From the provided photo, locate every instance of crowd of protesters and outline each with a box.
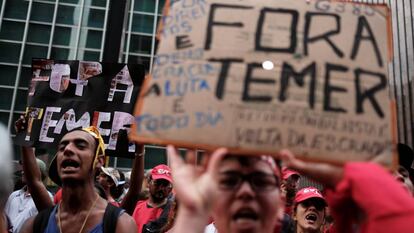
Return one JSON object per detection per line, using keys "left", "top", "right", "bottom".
{"left": 0, "top": 113, "right": 412, "bottom": 233}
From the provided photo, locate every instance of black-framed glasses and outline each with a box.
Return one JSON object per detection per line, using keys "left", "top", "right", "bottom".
{"left": 218, "top": 171, "right": 279, "bottom": 192}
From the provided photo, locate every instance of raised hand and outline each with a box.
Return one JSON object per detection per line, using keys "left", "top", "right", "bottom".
{"left": 278, "top": 149, "right": 343, "bottom": 189}
{"left": 167, "top": 145, "right": 227, "bottom": 214}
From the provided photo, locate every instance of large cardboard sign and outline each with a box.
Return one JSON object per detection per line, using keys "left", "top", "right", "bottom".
{"left": 131, "top": 0, "right": 396, "bottom": 165}
{"left": 15, "top": 59, "right": 145, "bottom": 157}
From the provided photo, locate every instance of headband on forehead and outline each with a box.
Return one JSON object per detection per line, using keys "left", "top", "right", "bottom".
{"left": 48, "top": 126, "right": 106, "bottom": 186}
{"left": 81, "top": 126, "right": 106, "bottom": 168}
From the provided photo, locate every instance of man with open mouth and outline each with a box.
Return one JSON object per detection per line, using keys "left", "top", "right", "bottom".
{"left": 19, "top": 127, "right": 137, "bottom": 233}
{"left": 292, "top": 187, "right": 326, "bottom": 233}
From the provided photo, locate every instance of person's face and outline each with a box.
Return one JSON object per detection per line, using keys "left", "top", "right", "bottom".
{"left": 97, "top": 172, "right": 113, "bottom": 189}
{"left": 286, "top": 175, "right": 300, "bottom": 192}
{"left": 148, "top": 178, "right": 172, "bottom": 203}
{"left": 282, "top": 175, "right": 300, "bottom": 199}
{"left": 294, "top": 198, "right": 326, "bottom": 233}
{"left": 57, "top": 130, "right": 97, "bottom": 184}
{"left": 213, "top": 157, "right": 282, "bottom": 233}
{"left": 394, "top": 166, "right": 414, "bottom": 195}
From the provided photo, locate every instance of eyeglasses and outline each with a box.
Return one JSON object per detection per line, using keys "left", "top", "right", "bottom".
{"left": 218, "top": 171, "right": 279, "bottom": 192}
{"left": 299, "top": 199, "right": 326, "bottom": 211}
{"left": 151, "top": 179, "right": 172, "bottom": 188}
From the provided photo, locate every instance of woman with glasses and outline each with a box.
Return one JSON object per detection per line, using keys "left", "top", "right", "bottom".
{"left": 167, "top": 146, "right": 414, "bottom": 233}
{"left": 167, "top": 146, "right": 284, "bottom": 233}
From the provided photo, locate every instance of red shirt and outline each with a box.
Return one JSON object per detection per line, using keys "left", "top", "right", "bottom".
{"left": 53, "top": 188, "right": 62, "bottom": 204}
{"left": 326, "top": 162, "right": 414, "bottom": 233}
{"left": 132, "top": 200, "right": 164, "bottom": 233}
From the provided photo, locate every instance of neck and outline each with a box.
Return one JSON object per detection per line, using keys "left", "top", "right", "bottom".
{"left": 61, "top": 181, "right": 97, "bottom": 213}
{"left": 296, "top": 227, "right": 320, "bottom": 233}
{"left": 148, "top": 197, "right": 167, "bottom": 208}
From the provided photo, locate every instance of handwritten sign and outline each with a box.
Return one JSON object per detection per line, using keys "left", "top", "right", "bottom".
{"left": 15, "top": 59, "right": 145, "bottom": 157}
{"left": 131, "top": 0, "right": 397, "bottom": 165}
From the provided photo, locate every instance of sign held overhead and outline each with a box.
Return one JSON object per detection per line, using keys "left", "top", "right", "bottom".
{"left": 131, "top": 0, "right": 396, "bottom": 165}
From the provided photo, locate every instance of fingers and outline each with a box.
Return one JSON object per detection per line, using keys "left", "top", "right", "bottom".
{"left": 186, "top": 150, "right": 196, "bottom": 165}
{"left": 167, "top": 145, "right": 198, "bottom": 210}
{"left": 200, "top": 152, "right": 209, "bottom": 169}
{"left": 167, "top": 145, "right": 184, "bottom": 169}
{"left": 278, "top": 149, "right": 305, "bottom": 171}
{"left": 207, "top": 148, "right": 228, "bottom": 175}
{"left": 15, "top": 115, "right": 27, "bottom": 133}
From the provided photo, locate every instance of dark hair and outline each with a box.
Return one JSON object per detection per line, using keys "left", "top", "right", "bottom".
{"left": 142, "top": 196, "right": 175, "bottom": 233}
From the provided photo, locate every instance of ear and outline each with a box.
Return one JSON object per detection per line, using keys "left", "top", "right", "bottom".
{"left": 96, "top": 154, "right": 105, "bottom": 167}
{"left": 280, "top": 183, "right": 287, "bottom": 195}
{"left": 292, "top": 205, "right": 298, "bottom": 221}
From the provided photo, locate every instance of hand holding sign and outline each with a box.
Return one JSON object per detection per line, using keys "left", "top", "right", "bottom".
{"left": 131, "top": 0, "right": 396, "bottom": 166}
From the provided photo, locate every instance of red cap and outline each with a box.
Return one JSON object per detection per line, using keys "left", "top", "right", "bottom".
{"left": 294, "top": 187, "right": 326, "bottom": 204}
{"left": 282, "top": 167, "right": 300, "bottom": 180}
{"left": 151, "top": 164, "right": 172, "bottom": 183}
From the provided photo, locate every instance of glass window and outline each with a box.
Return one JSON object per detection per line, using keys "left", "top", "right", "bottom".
{"left": 27, "top": 23, "right": 51, "bottom": 44}
{"left": 82, "top": 50, "right": 100, "bottom": 61}
{"left": 131, "top": 14, "right": 154, "bottom": 34}
{"left": 23, "top": 45, "right": 48, "bottom": 65}
{"left": 51, "top": 47, "right": 71, "bottom": 60}
{"left": 16, "top": 89, "right": 28, "bottom": 112}
{"left": 158, "top": 0, "right": 166, "bottom": 14}
{"left": 91, "top": 0, "right": 107, "bottom": 7}
{"left": 127, "top": 55, "right": 150, "bottom": 71}
{"left": 56, "top": 5, "right": 80, "bottom": 26}
{"left": 19, "top": 67, "right": 32, "bottom": 89}
{"left": 0, "top": 21, "right": 25, "bottom": 41}
{"left": 0, "top": 88, "right": 13, "bottom": 109}
{"left": 10, "top": 113, "right": 24, "bottom": 136}
{"left": 60, "top": 0, "right": 80, "bottom": 4}
{"left": 82, "top": 29, "right": 103, "bottom": 49}
{"left": 134, "top": 0, "right": 157, "bottom": 13}
{"left": 53, "top": 26, "right": 77, "bottom": 46}
{"left": 108, "top": 146, "right": 168, "bottom": 169}
{"left": 4, "top": 1, "right": 28, "bottom": 20}
{"left": 128, "top": 34, "right": 152, "bottom": 54}
{"left": 0, "top": 112, "right": 10, "bottom": 127}
{"left": 0, "top": 65, "right": 17, "bottom": 86}
{"left": 84, "top": 8, "right": 105, "bottom": 28}
{"left": 0, "top": 42, "right": 21, "bottom": 63}
{"left": 144, "top": 146, "right": 167, "bottom": 169}
{"left": 31, "top": 2, "right": 54, "bottom": 23}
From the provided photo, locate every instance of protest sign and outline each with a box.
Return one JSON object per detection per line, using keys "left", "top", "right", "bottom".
{"left": 131, "top": 0, "right": 397, "bottom": 165}
{"left": 15, "top": 59, "right": 145, "bottom": 157}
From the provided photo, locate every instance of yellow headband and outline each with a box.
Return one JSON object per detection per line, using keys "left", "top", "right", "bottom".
{"left": 81, "top": 126, "right": 106, "bottom": 169}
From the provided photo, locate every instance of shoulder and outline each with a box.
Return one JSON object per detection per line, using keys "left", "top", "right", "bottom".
{"left": 115, "top": 212, "right": 137, "bottom": 233}
{"left": 18, "top": 216, "right": 35, "bottom": 233}
{"left": 133, "top": 200, "right": 147, "bottom": 213}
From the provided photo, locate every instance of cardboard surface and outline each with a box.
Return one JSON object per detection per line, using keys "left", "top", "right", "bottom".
{"left": 131, "top": 0, "right": 396, "bottom": 165}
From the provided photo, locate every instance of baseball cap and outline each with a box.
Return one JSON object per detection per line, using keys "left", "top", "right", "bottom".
{"left": 282, "top": 167, "right": 300, "bottom": 180}
{"left": 100, "top": 167, "right": 121, "bottom": 186}
{"left": 151, "top": 164, "right": 172, "bottom": 183}
{"left": 294, "top": 187, "right": 326, "bottom": 205}
{"left": 49, "top": 126, "right": 106, "bottom": 186}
